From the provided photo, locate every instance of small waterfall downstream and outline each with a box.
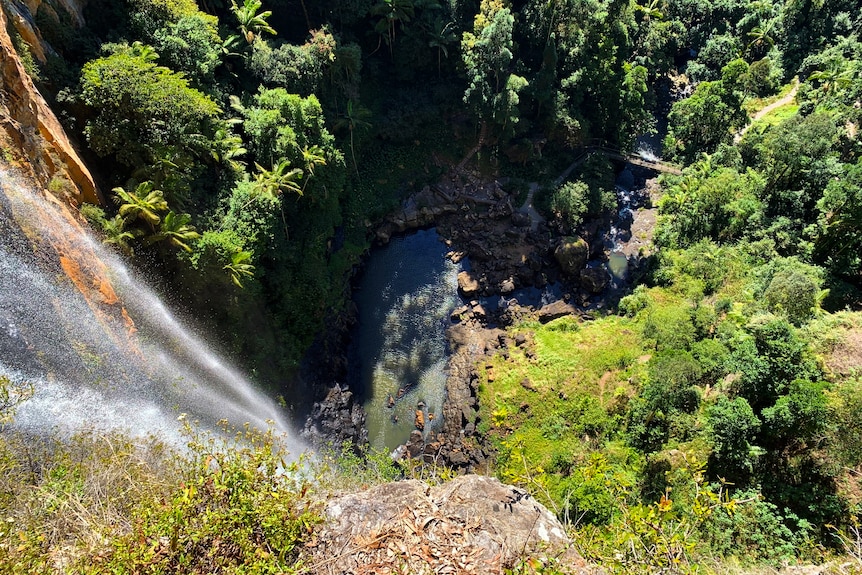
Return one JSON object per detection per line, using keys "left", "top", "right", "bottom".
{"left": 0, "top": 169, "right": 302, "bottom": 452}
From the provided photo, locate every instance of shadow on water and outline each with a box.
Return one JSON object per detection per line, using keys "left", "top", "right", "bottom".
{"left": 348, "top": 229, "right": 463, "bottom": 450}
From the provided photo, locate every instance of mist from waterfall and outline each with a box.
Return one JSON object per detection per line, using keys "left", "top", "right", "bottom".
{"left": 0, "top": 169, "right": 303, "bottom": 454}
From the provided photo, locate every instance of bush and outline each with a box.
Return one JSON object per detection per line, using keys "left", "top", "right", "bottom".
{"left": 94, "top": 423, "right": 317, "bottom": 574}
{"left": 763, "top": 269, "right": 819, "bottom": 325}
{"left": 700, "top": 489, "right": 814, "bottom": 565}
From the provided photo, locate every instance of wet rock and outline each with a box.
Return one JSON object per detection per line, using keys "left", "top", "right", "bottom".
{"left": 471, "top": 304, "right": 487, "bottom": 321}
{"left": 450, "top": 305, "right": 470, "bottom": 322}
{"left": 406, "top": 430, "right": 424, "bottom": 458}
{"left": 554, "top": 236, "right": 588, "bottom": 277}
{"left": 457, "top": 270, "right": 481, "bottom": 297}
{"left": 500, "top": 277, "right": 515, "bottom": 294}
{"left": 580, "top": 267, "right": 610, "bottom": 294}
{"left": 512, "top": 211, "right": 531, "bottom": 228}
{"left": 303, "top": 385, "right": 368, "bottom": 447}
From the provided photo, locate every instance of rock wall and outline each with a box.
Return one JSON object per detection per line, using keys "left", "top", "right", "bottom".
{"left": 0, "top": 1, "right": 100, "bottom": 207}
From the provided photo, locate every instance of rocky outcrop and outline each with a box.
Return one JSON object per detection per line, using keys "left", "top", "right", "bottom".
{"left": 554, "top": 236, "right": 589, "bottom": 278}
{"left": 0, "top": 3, "right": 101, "bottom": 207}
{"left": 306, "top": 475, "right": 591, "bottom": 574}
{"left": 580, "top": 267, "right": 610, "bottom": 294}
{"left": 303, "top": 385, "right": 368, "bottom": 448}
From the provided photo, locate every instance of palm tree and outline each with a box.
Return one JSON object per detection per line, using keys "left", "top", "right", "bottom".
{"left": 428, "top": 18, "right": 456, "bottom": 78}
{"left": 144, "top": 211, "right": 201, "bottom": 252}
{"left": 808, "top": 60, "right": 855, "bottom": 99}
{"left": 370, "top": 0, "right": 415, "bottom": 58}
{"left": 224, "top": 250, "right": 256, "bottom": 288}
{"left": 251, "top": 160, "right": 303, "bottom": 199}
{"left": 635, "top": 0, "right": 664, "bottom": 22}
{"left": 211, "top": 127, "right": 247, "bottom": 172}
{"left": 112, "top": 182, "right": 169, "bottom": 232}
{"left": 746, "top": 23, "right": 775, "bottom": 60}
{"left": 300, "top": 145, "right": 327, "bottom": 194}
{"left": 231, "top": 0, "right": 276, "bottom": 44}
{"left": 250, "top": 160, "right": 304, "bottom": 238}
{"left": 102, "top": 214, "right": 140, "bottom": 256}
{"left": 334, "top": 100, "right": 372, "bottom": 176}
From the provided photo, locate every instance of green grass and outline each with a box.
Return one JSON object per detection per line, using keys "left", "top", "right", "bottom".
{"left": 743, "top": 78, "right": 799, "bottom": 115}
{"left": 478, "top": 314, "right": 649, "bottom": 496}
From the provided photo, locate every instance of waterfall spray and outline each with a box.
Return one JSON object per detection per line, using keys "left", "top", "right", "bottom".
{"left": 0, "top": 169, "right": 304, "bottom": 454}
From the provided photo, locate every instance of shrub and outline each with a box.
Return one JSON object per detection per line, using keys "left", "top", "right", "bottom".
{"left": 94, "top": 423, "right": 317, "bottom": 574}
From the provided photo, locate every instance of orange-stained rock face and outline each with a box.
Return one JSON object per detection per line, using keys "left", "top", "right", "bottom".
{"left": 0, "top": 177, "right": 137, "bottom": 342}
{"left": 0, "top": 3, "right": 129, "bottom": 343}
{"left": 0, "top": 4, "right": 101, "bottom": 207}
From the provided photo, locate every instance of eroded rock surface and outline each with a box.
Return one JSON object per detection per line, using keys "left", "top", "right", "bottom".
{"left": 306, "top": 475, "right": 592, "bottom": 574}
{"left": 0, "top": 3, "right": 100, "bottom": 206}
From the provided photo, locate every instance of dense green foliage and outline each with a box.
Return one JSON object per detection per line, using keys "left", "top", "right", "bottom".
{"left": 7, "top": 0, "right": 862, "bottom": 571}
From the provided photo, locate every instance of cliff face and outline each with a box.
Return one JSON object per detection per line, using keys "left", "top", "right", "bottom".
{"left": 0, "top": 1, "right": 132, "bottom": 334}
{"left": 0, "top": 0, "right": 100, "bottom": 207}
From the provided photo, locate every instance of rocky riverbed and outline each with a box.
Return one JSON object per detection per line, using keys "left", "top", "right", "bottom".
{"left": 303, "top": 162, "right": 659, "bottom": 469}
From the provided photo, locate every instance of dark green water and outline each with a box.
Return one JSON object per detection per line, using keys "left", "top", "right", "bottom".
{"left": 350, "top": 229, "right": 462, "bottom": 450}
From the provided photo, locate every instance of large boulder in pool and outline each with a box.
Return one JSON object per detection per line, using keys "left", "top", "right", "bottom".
{"left": 457, "top": 271, "right": 481, "bottom": 297}
{"left": 554, "top": 236, "right": 588, "bottom": 277}
{"left": 580, "top": 267, "right": 610, "bottom": 294}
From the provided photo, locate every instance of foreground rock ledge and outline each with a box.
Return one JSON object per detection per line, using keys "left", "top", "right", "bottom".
{"left": 304, "top": 475, "right": 593, "bottom": 574}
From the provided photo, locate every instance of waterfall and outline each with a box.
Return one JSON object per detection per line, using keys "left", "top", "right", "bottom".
{"left": 0, "top": 169, "right": 303, "bottom": 454}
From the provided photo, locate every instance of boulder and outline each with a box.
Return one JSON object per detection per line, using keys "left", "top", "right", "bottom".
{"left": 554, "top": 237, "right": 589, "bottom": 277}
{"left": 512, "top": 211, "right": 531, "bottom": 228}
{"left": 309, "top": 475, "right": 589, "bottom": 574}
{"left": 580, "top": 267, "right": 610, "bottom": 294}
{"left": 536, "top": 300, "right": 579, "bottom": 323}
{"left": 457, "top": 271, "right": 481, "bottom": 297}
{"left": 500, "top": 277, "right": 516, "bottom": 294}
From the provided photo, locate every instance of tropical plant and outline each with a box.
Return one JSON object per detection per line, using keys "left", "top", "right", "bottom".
{"left": 144, "top": 211, "right": 201, "bottom": 252}
{"left": 427, "top": 18, "right": 456, "bottom": 78}
{"left": 102, "top": 214, "right": 140, "bottom": 256}
{"left": 251, "top": 160, "right": 303, "bottom": 200}
{"left": 224, "top": 249, "right": 256, "bottom": 287}
{"left": 370, "top": 0, "right": 415, "bottom": 58}
{"left": 230, "top": 0, "right": 276, "bottom": 44}
{"left": 334, "top": 100, "right": 372, "bottom": 175}
{"left": 300, "top": 145, "right": 327, "bottom": 194}
{"left": 112, "top": 182, "right": 169, "bottom": 231}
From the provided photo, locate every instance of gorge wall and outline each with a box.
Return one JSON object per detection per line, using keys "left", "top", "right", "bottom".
{"left": 0, "top": 0, "right": 100, "bottom": 207}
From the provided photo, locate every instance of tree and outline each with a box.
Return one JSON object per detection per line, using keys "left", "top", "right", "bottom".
{"left": 427, "top": 18, "right": 457, "bottom": 78}
{"left": 251, "top": 160, "right": 303, "bottom": 200}
{"left": 665, "top": 61, "right": 749, "bottom": 162}
{"left": 762, "top": 269, "right": 819, "bottom": 325}
{"left": 334, "top": 100, "right": 371, "bottom": 175}
{"left": 152, "top": 14, "right": 223, "bottom": 87}
{"left": 224, "top": 249, "right": 256, "bottom": 287}
{"left": 370, "top": 0, "right": 415, "bottom": 58}
{"left": 144, "top": 211, "right": 201, "bottom": 252}
{"left": 299, "top": 145, "right": 327, "bottom": 194}
{"left": 230, "top": 0, "right": 276, "bottom": 44}
{"left": 79, "top": 44, "right": 220, "bottom": 172}
{"left": 706, "top": 396, "right": 761, "bottom": 484}
{"left": 812, "top": 158, "right": 862, "bottom": 284}
{"left": 112, "top": 182, "right": 169, "bottom": 231}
